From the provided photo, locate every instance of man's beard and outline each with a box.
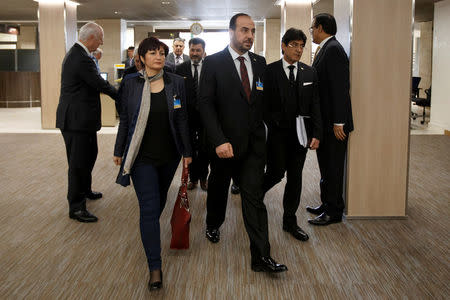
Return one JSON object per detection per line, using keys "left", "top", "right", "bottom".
{"left": 191, "top": 56, "right": 201, "bottom": 63}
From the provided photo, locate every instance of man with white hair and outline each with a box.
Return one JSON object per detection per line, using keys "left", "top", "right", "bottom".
{"left": 56, "top": 22, "right": 118, "bottom": 223}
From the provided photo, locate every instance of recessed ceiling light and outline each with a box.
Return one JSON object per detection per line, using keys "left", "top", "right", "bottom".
{"left": 181, "top": 17, "right": 188, "bottom": 20}
{"left": 162, "top": 1, "right": 170, "bottom": 4}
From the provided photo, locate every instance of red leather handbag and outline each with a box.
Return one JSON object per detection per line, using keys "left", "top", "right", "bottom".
{"left": 170, "top": 165, "right": 191, "bottom": 249}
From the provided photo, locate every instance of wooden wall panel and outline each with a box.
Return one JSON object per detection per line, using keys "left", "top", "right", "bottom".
{"left": 0, "top": 72, "right": 40, "bottom": 107}
{"left": 345, "top": 0, "right": 413, "bottom": 217}
{"left": 281, "top": 2, "right": 312, "bottom": 65}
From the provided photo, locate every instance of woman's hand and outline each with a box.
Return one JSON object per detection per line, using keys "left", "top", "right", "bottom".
{"left": 183, "top": 157, "right": 192, "bottom": 168}
{"left": 113, "top": 156, "right": 122, "bottom": 166}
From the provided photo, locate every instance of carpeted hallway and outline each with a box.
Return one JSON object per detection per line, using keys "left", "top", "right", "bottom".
{"left": 0, "top": 134, "right": 448, "bottom": 299}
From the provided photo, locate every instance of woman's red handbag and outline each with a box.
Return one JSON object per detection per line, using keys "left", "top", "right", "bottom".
{"left": 170, "top": 165, "right": 191, "bottom": 249}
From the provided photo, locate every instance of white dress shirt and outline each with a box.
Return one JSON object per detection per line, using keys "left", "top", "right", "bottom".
{"left": 282, "top": 57, "right": 298, "bottom": 80}
{"left": 76, "top": 41, "right": 91, "bottom": 56}
{"left": 175, "top": 54, "right": 184, "bottom": 65}
{"left": 315, "top": 35, "right": 333, "bottom": 57}
{"left": 228, "top": 45, "right": 253, "bottom": 90}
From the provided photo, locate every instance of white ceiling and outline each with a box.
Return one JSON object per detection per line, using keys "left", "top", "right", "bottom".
{"left": 0, "top": 0, "right": 440, "bottom": 24}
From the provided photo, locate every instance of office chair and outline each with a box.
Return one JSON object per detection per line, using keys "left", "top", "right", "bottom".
{"left": 411, "top": 77, "right": 421, "bottom": 120}
{"left": 412, "top": 87, "right": 431, "bottom": 124}
{"left": 411, "top": 77, "right": 421, "bottom": 97}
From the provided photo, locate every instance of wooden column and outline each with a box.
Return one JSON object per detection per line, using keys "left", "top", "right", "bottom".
{"left": 264, "top": 18, "right": 281, "bottom": 64}
{"left": 335, "top": 0, "right": 413, "bottom": 217}
{"left": 38, "top": 0, "right": 77, "bottom": 129}
{"left": 280, "top": 0, "right": 312, "bottom": 64}
{"left": 95, "top": 19, "right": 127, "bottom": 126}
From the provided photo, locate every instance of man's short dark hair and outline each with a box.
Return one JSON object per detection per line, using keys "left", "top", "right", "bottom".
{"left": 313, "top": 13, "right": 337, "bottom": 35}
{"left": 138, "top": 37, "right": 169, "bottom": 59}
{"left": 282, "top": 28, "right": 307, "bottom": 46}
{"left": 229, "top": 13, "right": 250, "bottom": 30}
{"left": 128, "top": 46, "right": 135, "bottom": 51}
{"left": 281, "top": 28, "right": 307, "bottom": 54}
{"left": 189, "top": 37, "right": 205, "bottom": 49}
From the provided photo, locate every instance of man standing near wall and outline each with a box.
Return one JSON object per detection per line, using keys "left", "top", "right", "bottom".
{"left": 198, "top": 13, "right": 287, "bottom": 273}
{"left": 307, "top": 13, "right": 354, "bottom": 226}
{"left": 56, "top": 22, "right": 118, "bottom": 223}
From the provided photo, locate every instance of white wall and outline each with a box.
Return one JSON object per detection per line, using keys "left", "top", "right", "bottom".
{"left": 430, "top": 0, "right": 450, "bottom": 130}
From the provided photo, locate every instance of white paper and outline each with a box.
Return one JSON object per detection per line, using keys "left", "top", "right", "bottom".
{"left": 296, "top": 116, "right": 308, "bottom": 148}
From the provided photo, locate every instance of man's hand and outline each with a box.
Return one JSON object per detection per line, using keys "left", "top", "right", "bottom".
{"left": 216, "top": 142, "right": 234, "bottom": 158}
{"left": 309, "top": 138, "right": 320, "bottom": 150}
{"left": 333, "top": 125, "right": 347, "bottom": 141}
{"left": 113, "top": 156, "right": 122, "bottom": 166}
{"left": 183, "top": 157, "right": 192, "bottom": 168}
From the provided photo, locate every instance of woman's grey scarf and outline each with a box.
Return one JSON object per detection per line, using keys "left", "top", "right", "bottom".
{"left": 122, "top": 69, "right": 164, "bottom": 175}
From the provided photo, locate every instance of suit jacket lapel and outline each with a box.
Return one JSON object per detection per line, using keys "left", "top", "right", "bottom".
{"left": 164, "top": 74, "right": 174, "bottom": 123}
{"left": 313, "top": 36, "right": 335, "bottom": 67}
{"left": 296, "top": 62, "right": 304, "bottom": 100}
{"left": 276, "top": 59, "right": 288, "bottom": 106}
{"left": 223, "top": 48, "right": 246, "bottom": 100}
{"left": 249, "top": 52, "right": 260, "bottom": 104}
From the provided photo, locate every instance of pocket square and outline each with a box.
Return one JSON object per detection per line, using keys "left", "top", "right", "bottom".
{"left": 303, "top": 82, "right": 313, "bottom": 86}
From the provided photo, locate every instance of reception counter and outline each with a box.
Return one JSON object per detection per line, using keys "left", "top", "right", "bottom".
{"left": 0, "top": 71, "right": 41, "bottom": 108}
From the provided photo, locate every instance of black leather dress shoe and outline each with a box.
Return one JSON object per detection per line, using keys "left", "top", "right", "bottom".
{"left": 86, "top": 191, "right": 102, "bottom": 200}
{"left": 148, "top": 270, "right": 163, "bottom": 291}
{"left": 230, "top": 183, "right": 240, "bottom": 194}
{"left": 306, "top": 204, "right": 325, "bottom": 215}
{"left": 206, "top": 228, "right": 220, "bottom": 243}
{"left": 308, "top": 212, "right": 342, "bottom": 226}
{"left": 251, "top": 256, "right": 288, "bottom": 273}
{"left": 283, "top": 224, "right": 309, "bottom": 241}
{"left": 69, "top": 209, "right": 98, "bottom": 223}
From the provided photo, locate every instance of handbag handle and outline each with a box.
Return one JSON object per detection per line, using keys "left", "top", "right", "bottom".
{"left": 181, "top": 164, "right": 189, "bottom": 185}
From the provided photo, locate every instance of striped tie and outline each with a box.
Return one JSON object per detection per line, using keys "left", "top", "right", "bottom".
{"left": 238, "top": 56, "right": 251, "bottom": 102}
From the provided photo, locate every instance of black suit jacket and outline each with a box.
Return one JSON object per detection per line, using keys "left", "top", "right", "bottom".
{"left": 197, "top": 47, "right": 266, "bottom": 159}
{"left": 175, "top": 60, "right": 201, "bottom": 130}
{"left": 263, "top": 59, "right": 322, "bottom": 141}
{"left": 312, "top": 36, "right": 353, "bottom": 134}
{"left": 56, "top": 43, "right": 118, "bottom": 132}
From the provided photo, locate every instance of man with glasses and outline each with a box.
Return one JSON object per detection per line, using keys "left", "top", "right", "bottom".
{"left": 306, "top": 13, "right": 353, "bottom": 226}
{"left": 263, "top": 28, "right": 322, "bottom": 241}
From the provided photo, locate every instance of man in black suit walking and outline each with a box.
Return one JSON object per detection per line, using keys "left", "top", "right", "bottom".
{"left": 263, "top": 28, "right": 322, "bottom": 241}
{"left": 56, "top": 22, "right": 118, "bottom": 223}
{"left": 176, "top": 38, "right": 209, "bottom": 191}
{"left": 307, "top": 13, "right": 354, "bottom": 226}
{"left": 198, "top": 13, "right": 287, "bottom": 273}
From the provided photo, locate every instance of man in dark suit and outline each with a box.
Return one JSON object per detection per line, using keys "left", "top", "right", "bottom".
{"left": 307, "top": 13, "right": 354, "bottom": 226}
{"left": 56, "top": 22, "right": 118, "bottom": 223}
{"left": 122, "top": 48, "right": 142, "bottom": 78}
{"left": 263, "top": 28, "right": 322, "bottom": 241}
{"left": 176, "top": 38, "right": 209, "bottom": 191}
{"left": 198, "top": 13, "right": 287, "bottom": 273}
{"left": 123, "top": 46, "right": 135, "bottom": 68}
{"left": 165, "top": 38, "right": 190, "bottom": 71}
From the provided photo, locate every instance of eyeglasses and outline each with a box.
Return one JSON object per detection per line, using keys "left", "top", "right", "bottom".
{"left": 287, "top": 42, "right": 305, "bottom": 49}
